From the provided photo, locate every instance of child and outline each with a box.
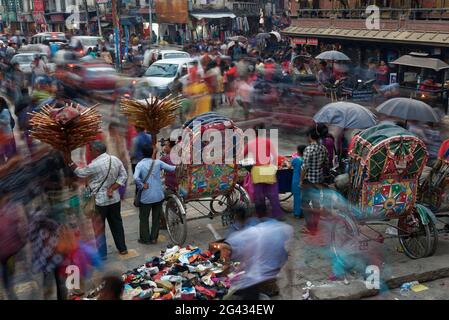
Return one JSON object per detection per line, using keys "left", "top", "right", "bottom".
{"left": 291, "top": 145, "right": 307, "bottom": 218}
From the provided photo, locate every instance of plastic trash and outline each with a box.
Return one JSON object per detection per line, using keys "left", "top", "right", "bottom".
{"left": 302, "top": 281, "right": 314, "bottom": 300}
{"left": 385, "top": 227, "right": 398, "bottom": 236}
{"left": 399, "top": 281, "right": 419, "bottom": 296}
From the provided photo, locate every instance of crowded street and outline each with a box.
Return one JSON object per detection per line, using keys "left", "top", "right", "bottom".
{"left": 1, "top": 0, "right": 449, "bottom": 306}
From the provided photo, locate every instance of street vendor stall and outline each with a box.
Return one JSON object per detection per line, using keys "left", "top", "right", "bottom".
{"left": 390, "top": 52, "right": 449, "bottom": 113}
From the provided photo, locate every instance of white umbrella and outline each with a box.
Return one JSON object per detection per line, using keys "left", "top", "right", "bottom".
{"left": 269, "top": 31, "right": 281, "bottom": 42}
{"left": 315, "top": 50, "right": 351, "bottom": 61}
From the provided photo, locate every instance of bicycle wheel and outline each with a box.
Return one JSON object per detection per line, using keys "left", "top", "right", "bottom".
{"left": 398, "top": 210, "right": 432, "bottom": 259}
{"left": 164, "top": 195, "right": 187, "bottom": 246}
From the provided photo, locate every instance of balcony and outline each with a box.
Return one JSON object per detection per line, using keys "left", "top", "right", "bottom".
{"left": 296, "top": 7, "right": 449, "bottom": 20}
{"left": 232, "top": 1, "right": 260, "bottom": 15}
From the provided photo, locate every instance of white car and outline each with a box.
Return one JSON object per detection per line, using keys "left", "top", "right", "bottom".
{"left": 142, "top": 49, "right": 190, "bottom": 68}
{"left": 140, "top": 58, "right": 200, "bottom": 97}
{"left": 70, "top": 36, "right": 103, "bottom": 55}
{"left": 10, "top": 52, "right": 55, "bottom": 74}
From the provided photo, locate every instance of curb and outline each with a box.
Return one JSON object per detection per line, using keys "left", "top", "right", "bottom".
{"left": 309, "top": 253, "right": 449, "bottom": 300}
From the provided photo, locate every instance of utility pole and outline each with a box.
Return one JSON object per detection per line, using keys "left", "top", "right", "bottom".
{"left": 111, "top": 0, "right": 121, "bottom": 70}
{"left": 95, "top": 1, "right": 102, "bottom": 36}
{"left": 149, "top": 0, "right": 153, "bottom": 46}
{"left": 83, "top": 0, "right": 89, "bottom": 35}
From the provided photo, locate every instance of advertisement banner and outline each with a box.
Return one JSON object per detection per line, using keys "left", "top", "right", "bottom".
{"left": 292, "top": 37, "right": 306, "bottom": 45}
{"left": 33, "top": 0, "right": 45, "bottom": 12}
{"left": 154, "top": 0, "right": 188, "bottom": 24}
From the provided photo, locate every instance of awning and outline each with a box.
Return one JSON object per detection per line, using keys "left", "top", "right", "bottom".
{"left": 191, "top": 12, "right": 236, "bottom": 19}
{"left": 282, "top": 26, "right": 449, "bottom": 47}
{"left": 391, "top": 54, "right": 449, "bottom": 71}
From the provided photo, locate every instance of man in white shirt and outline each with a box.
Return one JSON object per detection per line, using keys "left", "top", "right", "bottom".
{"left": 69, "top": 141, "right": 128, "bottom": 259}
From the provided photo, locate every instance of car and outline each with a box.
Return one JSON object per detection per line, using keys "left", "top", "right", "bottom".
{"left": 10, "top": 52, "right": 55, "bottom": 74}
{"left": 142, "top": 49, "right": 190, "bottom": 68}
{"left": 59, "top": 62, "right": 118, "bottom": 99}
{"left": 30, "top": 32, "right": 68, "bottom": 46}
{"left": 69, "top": 36, "right": 103, "bottom": 56}
{"left": 140, "top": 58, "right": 196, "bottom": 97}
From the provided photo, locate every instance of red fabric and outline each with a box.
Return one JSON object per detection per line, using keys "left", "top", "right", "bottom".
{"left": 244, "top": 137, "right": 277, "bottom": 166}
{"left": 438, "top": 139, "right": 449, "bottom": 159}
{"left": 126, "top": 125, "right": 137, "bottom": 151}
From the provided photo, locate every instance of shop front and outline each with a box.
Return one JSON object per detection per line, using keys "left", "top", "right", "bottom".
{"left": 189, "top": 10, "right": 237, "bottom": 42}
{"left": 46, "top": 13, "right": 66, "bottom": 32}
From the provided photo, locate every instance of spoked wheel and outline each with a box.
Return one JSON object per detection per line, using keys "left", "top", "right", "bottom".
{"left": 331, "top": 213, "right": 360, "bottom": 270}
{"left": 164, "top": 195, "right": 187, "bottom": 246}
{"left": 279, "top": 192, "right": 293, "bottom": 213}
{"left": 397, "top": 211, "right": 432, "bottom": 259}
{"left": 211, "top": 184, "right": 251, "bottom": 226}
{"left": 426, "top": 216, "right": 438, "bottom": 257}
{"left": 210, "top": 184, "right": 250, "bottom": 214}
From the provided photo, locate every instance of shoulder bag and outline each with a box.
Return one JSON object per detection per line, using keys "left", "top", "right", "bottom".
{"left": 83, "top": 156, "right": 112, "bottom": 218}
{"left": 134, "top": 160, "right": 156, "bottom": 207}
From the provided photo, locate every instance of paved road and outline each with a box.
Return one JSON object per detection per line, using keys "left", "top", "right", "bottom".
{"left": 3, "top": 97, "right": 449, "bottom": 300}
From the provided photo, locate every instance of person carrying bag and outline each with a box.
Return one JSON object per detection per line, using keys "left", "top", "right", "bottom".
{"left": 82, "top": 156, "right": 112, "bottom": 218}
{"left": 133, "top": 160, "right": 155, "bottom": 207}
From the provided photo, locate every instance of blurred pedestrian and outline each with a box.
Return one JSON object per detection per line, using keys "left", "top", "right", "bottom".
{"left": 130, "top": 126, "right": 152, "bottom": 174}
{"left": 0, "top": 190, "right": 27, "bottom": 300}
{"left": 98, "top": 275, "right": 124, "bottom": 300}
{"left": 0, "top": 97, "right": 16, "bottom": 164}
{"left": 107, "top": 121, "right": 130, "bottom": 199}
{"left": 291, "top": 145, "right": 307, "bottom": 218}
{"left": 218, "top": 206, "right": 293, "bottom": 300}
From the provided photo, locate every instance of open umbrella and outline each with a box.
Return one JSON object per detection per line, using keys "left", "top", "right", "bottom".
{"left": 315, "top": 50, "right": 351, "bottom": 61}
{"left": 227, "top": 41, "right": 244, "bottom": 50}
{"left": 376, "top": 98, "right": 440, "bottom": 123}
{"left": 256, "top": 33, "right": 271, "bottom": 40}
{"left": 314, "top": 101, "right": 377, "bottom": 129}
{"left": 228, "top": 35, "right": 247, "bottom": 43}
{"left": 269, "top": 31, "right": 281, "bottom": 42}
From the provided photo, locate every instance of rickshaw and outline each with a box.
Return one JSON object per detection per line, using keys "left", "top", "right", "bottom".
{"left": 163, "top": 112, "right": 250, "bottom": 245}
{"left": 418, "top": 141, "right": 449, "bottom": 235}
{"left": 331, "top": 123, "right": 438, "bottom": 268}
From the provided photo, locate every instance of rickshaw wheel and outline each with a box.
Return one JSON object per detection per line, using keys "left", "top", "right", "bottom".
{"left": 210, "top": 184, "right": 250, "bottom": 216}
{"left": 426, "top": 216, "right": 439, "bottom": 257}
{"left": 164, "top": 195, "right": 187, "bottom": 246}
{"left": 397, "top": 211, "right": 433, "bottom": 259}
{"left": 331, "top": 213, "right": 360, "bottom": 270}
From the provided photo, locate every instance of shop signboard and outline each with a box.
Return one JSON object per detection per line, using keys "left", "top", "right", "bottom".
{"left": 292, "top": 37, "right": 306, "bottom": 45}
{"left": 307, "top": 38, "right": 318, "bottom": 45}
{"left": 154, "top": 0, "right": 188, "bottom": 24}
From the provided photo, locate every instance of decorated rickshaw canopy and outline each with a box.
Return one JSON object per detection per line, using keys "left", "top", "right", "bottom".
{"left": 349, "top": 123, "right": 428, "bottom": 181}
{"left": 183, "top": 112, "right": 236, "bottom": 132}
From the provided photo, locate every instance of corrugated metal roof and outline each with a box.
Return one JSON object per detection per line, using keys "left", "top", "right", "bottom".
{"left": 282, "top": 27, "right": 449, "bottom": 47}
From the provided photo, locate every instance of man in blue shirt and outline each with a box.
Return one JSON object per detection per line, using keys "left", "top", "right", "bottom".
{"left": 133, "top": 144, "right": 175, "bottom": 244}
{"left": 130, "top": 126, "right": 152, "bottom": 174}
